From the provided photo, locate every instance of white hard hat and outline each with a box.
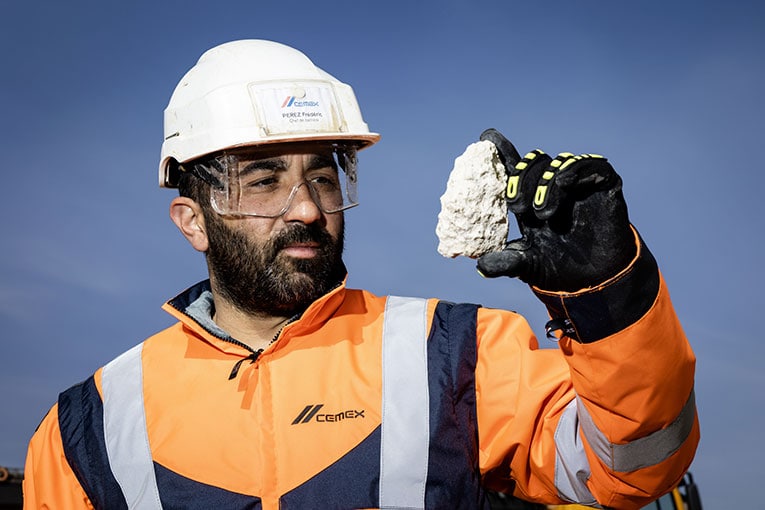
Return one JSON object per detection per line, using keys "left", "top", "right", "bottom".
{"left": 159, "top": 39, "right": 380, "bottom": 188}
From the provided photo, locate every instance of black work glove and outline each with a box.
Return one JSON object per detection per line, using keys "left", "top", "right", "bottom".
{"left": 476, "top": 128, "right": 636, "bottom": 293}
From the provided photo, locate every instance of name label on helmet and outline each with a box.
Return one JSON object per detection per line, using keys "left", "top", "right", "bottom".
{"left": 250, "top": 82, "right": 342, "bottom": 136}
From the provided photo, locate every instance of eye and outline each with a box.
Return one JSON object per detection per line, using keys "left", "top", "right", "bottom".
{"left": 308, "top": 171, "right": 340, "bottom": 190}
{"left": 249, "top": 176, "right": 277, "bottom": 187}
{"left": 242, "top": 173, "right": 282, "bottom": 192}
{"left": 312, "top": 175, "right": 337, "bottom": 185}
{"left": 311, "top": 176, "right": 340, "bottom": 192}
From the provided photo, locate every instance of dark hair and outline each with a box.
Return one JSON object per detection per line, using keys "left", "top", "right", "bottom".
{"left": 177, "top": 166, "right": 211, "bottom": 211}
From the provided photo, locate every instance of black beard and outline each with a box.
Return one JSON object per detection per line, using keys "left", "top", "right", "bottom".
{"left": 204, "top": 216, "right": 345, "bottom": 318}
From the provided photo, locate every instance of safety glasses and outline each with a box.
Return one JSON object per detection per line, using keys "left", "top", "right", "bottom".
{"left": 185, "top": 143, "right": 359, "bottom": 218}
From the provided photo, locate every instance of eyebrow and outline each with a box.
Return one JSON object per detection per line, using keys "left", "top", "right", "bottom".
{"left": 239, "top": 154, "right": 337, "bottom": 176}
{"left": 240, "top": 158, "right": 288, "bottom": 176}
{"left": 306, "top": 154, "right": 338, "bottom": 171}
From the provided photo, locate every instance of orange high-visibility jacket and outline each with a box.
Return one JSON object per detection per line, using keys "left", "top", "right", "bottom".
{"left": 24, "top": 239, "right": 698, "bottom": 509}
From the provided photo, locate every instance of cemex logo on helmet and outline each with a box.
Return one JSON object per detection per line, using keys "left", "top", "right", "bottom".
{"left": 291, "top": 404, "right": 365, "bottom": 425}
{"left": 280, "top": 93, "right": 324, "bottom": 123}
{"left": 281, "top": 96, "right": 320, "bottom": 108}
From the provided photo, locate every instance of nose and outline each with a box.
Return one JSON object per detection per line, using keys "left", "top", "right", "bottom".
{"left": 281, "top": 182, "right": 323, "bottom": 224}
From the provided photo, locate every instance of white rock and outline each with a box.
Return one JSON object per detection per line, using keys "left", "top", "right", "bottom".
{"left": 436, "top": 140, "right": 508, "bottom": 258}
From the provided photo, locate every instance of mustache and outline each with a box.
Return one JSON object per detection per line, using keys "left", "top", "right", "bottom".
{"left": 270, "top": 223, "right": 334, "bottom": 253}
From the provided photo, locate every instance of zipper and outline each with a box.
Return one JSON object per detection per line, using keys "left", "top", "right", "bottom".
{"left": 169, "top": 301, "right": 263, "bottom": 380}
{"left": 228, "top": 349, "right": 263, "bottom": 380}
{"left": 226, "top": 314, "right": 300, "bottom": 380}
{"left": 172, "top": 280, "right": 343, "bottom": 380}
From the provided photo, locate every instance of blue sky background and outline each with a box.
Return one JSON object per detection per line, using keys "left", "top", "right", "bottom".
{"left": 1, "top": 1, "right": 763, "bottom": 507}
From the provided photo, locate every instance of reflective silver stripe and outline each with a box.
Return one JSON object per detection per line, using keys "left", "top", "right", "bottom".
{"left": 554, "top": 399, "right": 598, "bottom": 506}
{"left": 379, "top": 296, "right": 430, "bottom": 509}
{"left": 101, "top": 343, "right": 163, "bottom": 509}
{"left": 578, "top": 389, "right": 697, "bottom": 473}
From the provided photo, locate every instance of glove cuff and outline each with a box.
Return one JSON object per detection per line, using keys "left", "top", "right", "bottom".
{"left": 532, "top": 227, "right": 660, "bottom": 343}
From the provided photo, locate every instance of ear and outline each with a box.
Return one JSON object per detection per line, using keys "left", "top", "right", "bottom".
{"left": 169, "top": 197, "right": 209, "bottom": 252}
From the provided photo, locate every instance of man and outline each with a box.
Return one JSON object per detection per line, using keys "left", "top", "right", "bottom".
{"left": 23, "top": 40, "right": 698, "bottom": 509}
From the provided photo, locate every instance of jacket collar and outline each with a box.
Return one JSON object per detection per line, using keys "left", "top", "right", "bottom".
{"left": 161, "top": 277, "right": 349, "bottom": 354}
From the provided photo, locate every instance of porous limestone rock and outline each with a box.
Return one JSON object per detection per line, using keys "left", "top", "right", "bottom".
{"left": 436, "top": 140, "right": 509, "bottom": 258}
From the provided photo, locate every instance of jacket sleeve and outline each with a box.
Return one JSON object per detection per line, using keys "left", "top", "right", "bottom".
{"left": 475, "top": 235, "right": 699, "bottom": 509}
{"left": 23, "top": 403, "right": 95, "bottom": 509}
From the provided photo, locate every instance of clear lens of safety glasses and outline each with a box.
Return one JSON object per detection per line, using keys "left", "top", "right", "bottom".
{"left": 189, "top": 144, "right": 359, "bottom": 218}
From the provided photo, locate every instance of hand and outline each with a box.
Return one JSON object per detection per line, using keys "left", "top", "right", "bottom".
{"left": 476, "top": 129, "right": 636, "bottom": 292}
